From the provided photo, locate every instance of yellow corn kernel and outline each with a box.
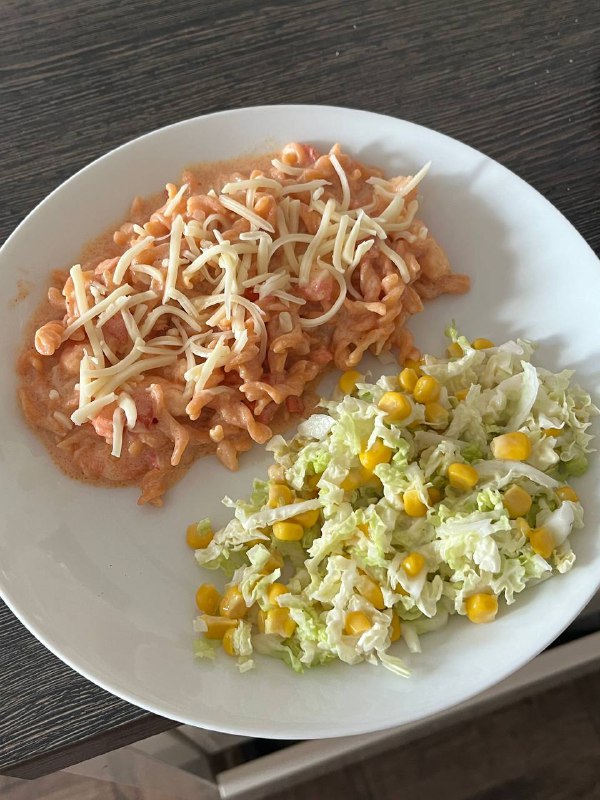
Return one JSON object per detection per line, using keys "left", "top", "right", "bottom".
{"left": 201, "top": 615, "right": 238, "bottom": 640}
{"left": 262, "top": 549, "right": 284, "bottom": 574}
{"left": 378, "top": 391, "right": 412, "bottom": 422}
{"left": 402, "top": 551, "right": 425, "bottom": 577}
{"left": 472, "top": 338, "right": 494, "bottom": 350}
{"left": 399, "top": 367, "right": 419, "bottom": 392}
{"left": 424, "top": 402, "right": 449, "bottom": 427}
{"left": 186, "top": 523, "right": 213, "bottom": 549}
{"left": 293, "top": 508, "right": 320, "bottom": 527}
{"left": 222, "top": 626, "right": 237, "bottom": 656}
{"left": 306, "top": 473, "right": 322, "bottom": 491}
{"left": 390, "top": 614, "right": 402, "bottom": 642}
{"left": 265, "top": 607, "right": 296, "bottom": 637}
{"left": 357, "top": 522, "right": 370, "bottom": 536}
{"left": 338, "top": 369, "right": 362, "bottom": 394}
{"left": 195, "top": 584, "right": 221, "bottom": 615}
{"left": 403, "top": 489, "right": 428, "bottom": 518}
{"left": 272, "top": 521, "right": 304, "bottom": 542}
{"left": 219, "top": 585, "right": 248, "bottom": 619}
{"left": 515, "top": 517, "right": 531, "bottom": 537}
{"left": 543, "top": 427, "right": 562, "bottom": 437}
{"left": 404, "top": 357, "right": 424, "bottom": 372}
{"left": 529, "top": 526, "right": 554, "bottom": 559}
{"left": 341, "top": 468, "right": 364, "bottom": 492}
{"left": 344, "top": 610, "right": 372, "bottom": 636}
{"left": 455, "top": 388, "right": 470, "bottom": 401}
{"left": 491, "top": 432, "right": 531, "bottom": 461}
{"left": 256, "top": 609, "right": 266, "bottom": 633}
{"left": 413, "top": 375, "right": 440, "bottom": 404}
{"left": 359, "top": 440, "right": 393, "bottom": 472}
{"left": 556, "top": 486, "right": 579, "bottom": 503}
{"left": 503, "top": 484, "right": 532, "bottom": 518}
{"left": 268, "top": 582, "right": 288, "bottom": 605}
{"left": 268, "top": 483, "right": 294, "bottom": 508}
{"left": 428, "top": 486, "right": 443, "bottom": 504}
{"left": 465, "top": 593, "right": 498, "bottom": 623}
{"left": 448, "top": 462, "right": 479, "bottom": 491}
{"left": 358, "top": 577, "right": 385, "bottom": 610}
{"left": 447, "top": 342, "right": 464, "bottom": 358}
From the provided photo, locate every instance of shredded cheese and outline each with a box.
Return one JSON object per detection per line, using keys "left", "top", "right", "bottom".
{"left": 113, "top": 236, "right": 154, "bottom": 285}
{"left": 163, "top": 214, "right": 185, "bottom": 303}
{"left": 218, "top": 195, "right": 275, "bottom": 233}
{"left": 48, "top": 146, "right": 433, "bottom": 457}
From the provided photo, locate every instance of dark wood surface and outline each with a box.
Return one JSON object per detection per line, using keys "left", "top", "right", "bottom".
{"left": 268, "top": 668, "right": 600, "bottom": 800}
{"left": 1, "top": 0, "right": 599, "bottom": 779}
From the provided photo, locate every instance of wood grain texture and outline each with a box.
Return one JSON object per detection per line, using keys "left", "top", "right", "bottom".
{"left": 266, "top": 669, "right": 600, "bottom": 800}
{"left": 1, "top": 0, "right": 599, "bottom": 778}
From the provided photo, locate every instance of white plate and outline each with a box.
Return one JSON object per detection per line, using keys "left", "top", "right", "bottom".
{"left": 1, "top": 105, "right": 599, "bottom": 740}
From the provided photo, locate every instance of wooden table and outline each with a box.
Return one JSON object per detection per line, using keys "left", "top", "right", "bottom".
{"left": 1, "top": 0, "right": 599, "bottom": 780}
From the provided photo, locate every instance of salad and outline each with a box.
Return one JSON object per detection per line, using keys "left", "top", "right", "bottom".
{"left": 187, "top": 328, "right": 596, "bottom": 675}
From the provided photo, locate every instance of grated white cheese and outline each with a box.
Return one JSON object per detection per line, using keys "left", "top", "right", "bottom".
{"left": 113, "top": 236, "right": 154, "bottom": 285}
{"left": 52, "top": 149, "right": 433, "bottom": 457}
{"left": 111, "top": 407, "right": 125, "bottom": 457}
{"left": 329, "top": 153, "right": 350, "bottom": 211}
{"left": 163, "top": 214, "right": 185, "bottom": 303}
{"left": 218, "top": 195, "right": 275, "bottom": 234}
{"left": 164, "top": 184, "right": 189, "bottom": 217}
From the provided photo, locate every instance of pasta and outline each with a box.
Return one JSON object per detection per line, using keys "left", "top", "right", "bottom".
{"left": 18, "top": 143, "right": 469, "bottom": 505}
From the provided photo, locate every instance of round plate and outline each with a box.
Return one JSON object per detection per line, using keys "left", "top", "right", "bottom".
{"left": 1, "top": 105, "right": 598, "bottom": 739}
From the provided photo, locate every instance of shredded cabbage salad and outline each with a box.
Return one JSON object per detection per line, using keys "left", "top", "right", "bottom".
{"left": 189, "top": 328, "right": 597, "bottom": 675}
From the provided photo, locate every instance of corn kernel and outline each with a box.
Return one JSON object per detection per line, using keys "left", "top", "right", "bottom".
{"left": 359, "top": 440, "right": 393, "bottom": 472}
{"left": 195, "top": 583, "right": 221, "bottom": 615}
{"left": 201, "top": 615, "right": 238, "bottom": 640}
{"left": 219, "top": 585, "right": 248, "bottom": 619}
{"left": 465, "top": 593, "right": 498, "bottom": 623}
{"left": 378, "top": 391, "right": 412, "bottom": 422}
{"left": 503, "top": 484, "right": 532, "bottom": 518}
{"left": 403, "top": 489, "right": 428, "bottom": 518}
{"left": 529, "top": 526, "right": 554, "bottom": 559}
{"left": 338, "top": 369, "right": 362, "bottom": 394}
{"left": 341, "top": 468, "right": 365, "bottom": 491}
{"left": 556, "top": 486, "right": 579, "bottom": 503}
{"left": 413, "top": 375, "right": 440, "bottom": 404}
{"left": 272, "top": 521, "right": 304, "bottom": 541}
{"left": 268, "top": 483, "right": 294, "bottom": 508}
{"left": 262, "top": 550, "right": 284, "bottom": 574}
{"left": 424, "top": 402, "right": 449, "bottom": 427}
{"left": 390, "top": 614, "right": 402, "bottom": 642}
{"left": 265, "top": 607, "right": 296, "bottom": 637}
{"left": 306, "top": 473, "right": 322, "bottom": 491}
{"left": 428, "top": 486, "right": 443, "bottom": 504}
{"left": 186, "top": 523, "right": 213, "bottom": 549}
{"left": 515, "top": 517, "right": 531, "bottom": 537}
{"left": 344, "top": 611, "right": 372, "bottom": 636}
{"left": 448, "top": 462, "right": 479, "bottom": 491}
{"left": 447, "top": 342, "right": 464, "bottom": 358}
{"left": 404, "top": 358, "right": 423, "bottom": 374}
{"left": 357, "top": 522, "right": 370, "bottom": 536}
{"left": 455, "top": 388, "right": 470, "bottom": 401}
{"left": 543, "top": 427, "right": 562, "bottom": 437}
{"left": 293, "top": 508, "right": 320, "bottom": 527}
{"left": 222, "top": 626, "right": 237, "bottom": 656}
{"left": 256, "top": 609, "right": 266, "bottom": 633}
{"left": 268, "top": 582, "right": 288, "bottom": 605}
{"left": 358, "top": 577, "right": 385, "bottom": 609}
{"left": 491, "top": 431, "right": 531, "bottom": 461}
{"left": 472, "top": 338, "right": 494, "bottom": 350}
{"left": 402, "top": 551, "right": 425, "bottom": 577}
{"left": 399, "top": 367, "right": 419, "bottom": 392}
